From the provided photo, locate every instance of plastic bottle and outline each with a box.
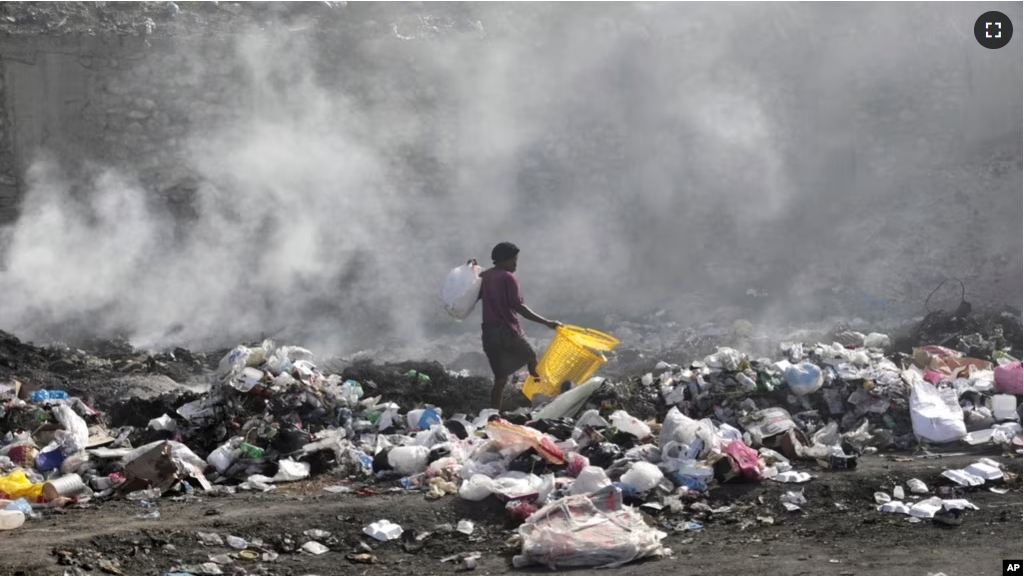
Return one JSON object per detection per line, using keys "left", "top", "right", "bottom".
{"left": 29, "top": 389, "right": 69, "bottom": 403}
{"left": 126, "top": 488, "right": 163, "bottom": 501}
{"left": 4, "top": 498, "right": 33, "bottom": 515}
{"left": 239, "top": 443, "right": 265, "bottom": 459}
{"left": 0, "top": 510, "right": 25, "bottom": 531}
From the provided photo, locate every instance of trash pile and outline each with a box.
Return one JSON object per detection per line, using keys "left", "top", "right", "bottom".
{"left": 1, "top": 317, "right": 1021, "bottom": 568}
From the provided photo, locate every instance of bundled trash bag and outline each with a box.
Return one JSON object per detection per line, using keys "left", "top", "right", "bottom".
{"left": 441, "top": 261, "right": 482, "bottom": 320}
{"left": 513, "top": 485, "right": 668, "bottom": 569}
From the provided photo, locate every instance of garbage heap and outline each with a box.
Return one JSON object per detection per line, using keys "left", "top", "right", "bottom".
{"left": 1, "top": 327, "right": 1021, "bottom": 568}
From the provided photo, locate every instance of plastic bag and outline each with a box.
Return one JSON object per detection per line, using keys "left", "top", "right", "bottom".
{"left": 609, "top": 411, "right": 651, "bottom": 440}
{"left": 722, "top": 439, "right": 763, "bottom": 482}
{"left": 907, "top": 370, "right": 966, "bottom": 443}
{"left": 489, "top": 472, "right": 551, "bottom": 501}
{"left": 216, "top": 346, "right": 251, "bottom": 379}
{"left": 704, "top": 347, "right": 743, "bottom": 372}
{"left": 208, "top": 437, "right": 243, "bottom": 474}
{"left": 513, "top": 485, "right": 667, "bottom": 569}
{"left": 784, "top": 362, "right": 823, "bottom": 396}
{"left": 459, "top": 474, "right": 496, "bottom": 501}
{"left": 620, "top": 462, "right": 663, "bottom": 493}
{"left": 272, "top": 459, "right": 310, "bottom": 483}
{"left": 993, "top": 362, "right": 1022, "bottom": 395}
{"left": 441, "top": 262, "right": 482, "bottom": 321}
{"left": 0, "top": 469, "right": 45, "bottom": 502}
{"left": 570, "top": 466, "right": 611, "bottom": 495}
{"left": 52, "top": 405, "right": 89, "bottom": 456}
{"left": 485, "top": 419, "right": 565, "bottom": 464}
{"left": 387, "top": 446, "right": 430, "bottom": 476}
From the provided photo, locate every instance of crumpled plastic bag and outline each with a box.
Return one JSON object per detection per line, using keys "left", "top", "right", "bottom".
{"left": 52, "top": 405, "right": 89, "bottom": 456}
{"left": 513, "top": 485, "right": 668, "bottom": 569}
{"left": 704, "top": 347, "right": 744, "bottom": 372}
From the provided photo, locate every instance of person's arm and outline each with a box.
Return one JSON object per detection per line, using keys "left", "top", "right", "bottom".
{"left": 507, "top": 273, "right": 561, "bottom": 329}
{"left": 516, "top": 303, "right": 561, "bottom": 329}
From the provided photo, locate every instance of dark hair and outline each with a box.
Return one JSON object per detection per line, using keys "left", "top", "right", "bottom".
{"left": 491, "top": 242, "right": 520, "bottom": 264}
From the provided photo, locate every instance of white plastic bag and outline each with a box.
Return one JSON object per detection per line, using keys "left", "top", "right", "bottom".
{"left": 441, "top": 262, "right": 482, "bottom": 321}
{"left": 620, "top": 462, "right": 663, "bottom": 493}
{"left": 570, "top": 466, "right": 611, "bottom": 495}
{"left": 609, "top": 410, "right": 651, "bottom": 439}
{"left": 459, "top": 474, "right": 496, "bottom": 501}
{"left": 907, "top": 370, "right": 966, "bottom": 443}
{"left": 52, "top": 405, "right": 89, "bottom": 455}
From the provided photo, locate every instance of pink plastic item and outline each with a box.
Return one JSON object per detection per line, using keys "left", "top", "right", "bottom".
{"left": 723, "top": 439, "right": 763, "bottom": 481}
{"left": 994, "top": 362, "right": 1022, "bottom": 395}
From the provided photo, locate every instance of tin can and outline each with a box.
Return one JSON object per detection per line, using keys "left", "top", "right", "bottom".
{"left": 42, "top": 474, "right": 86, "bottom": 501}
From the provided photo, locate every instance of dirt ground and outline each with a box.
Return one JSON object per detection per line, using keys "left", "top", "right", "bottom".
{"left": 1, "top": 452, "right": 1020, "bottom": 576}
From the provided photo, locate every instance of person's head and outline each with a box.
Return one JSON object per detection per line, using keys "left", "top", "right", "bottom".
{"left": 491, "top": 242, "right": 520, "bottom": 272}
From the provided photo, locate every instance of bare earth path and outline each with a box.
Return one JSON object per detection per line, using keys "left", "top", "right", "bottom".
{"left": 1, "top": 453, "right": 1020, "bottom": 576}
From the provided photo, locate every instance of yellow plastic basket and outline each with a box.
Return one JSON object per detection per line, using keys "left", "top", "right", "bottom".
{"left": 522, "top": 325, "right": 619, "bottom": 400}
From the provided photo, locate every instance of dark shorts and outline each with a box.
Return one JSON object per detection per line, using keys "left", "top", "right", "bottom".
{"left": 482, "top": 323, "right": 537, "bottom": 380}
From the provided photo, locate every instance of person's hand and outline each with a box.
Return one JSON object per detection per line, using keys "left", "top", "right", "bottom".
{"left": 546, "top": 320, "right": 563, "bottom": 330}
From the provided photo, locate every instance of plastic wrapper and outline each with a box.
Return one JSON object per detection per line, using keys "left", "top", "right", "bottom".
{"left": 485, "top": 419, "right": 564, "bottom": 464}
{"left": 513, "top": 485, "right": 668, "bottom": 569}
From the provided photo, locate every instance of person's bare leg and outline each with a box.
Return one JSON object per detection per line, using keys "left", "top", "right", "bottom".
{"left": 527, "top": 357, "right": 539, "bottom": 379}
{"left": 492, "top": 377, "right": 507, "bottom": 412}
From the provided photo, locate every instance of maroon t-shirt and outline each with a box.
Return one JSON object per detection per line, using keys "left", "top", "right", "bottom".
{"left": 479, "top": 268, "right": 524, "bottom": 335}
